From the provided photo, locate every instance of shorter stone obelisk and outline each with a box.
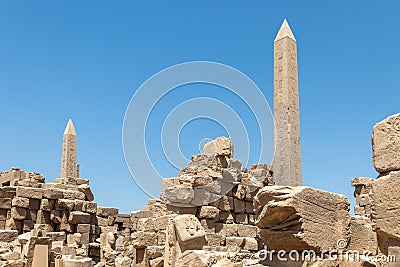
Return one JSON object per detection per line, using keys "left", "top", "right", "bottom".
{"left": 60, "top": 119, "right": 79, "bottom": 179}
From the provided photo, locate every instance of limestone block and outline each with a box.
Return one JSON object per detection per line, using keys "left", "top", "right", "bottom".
{"left": 156, "top": 230, "right": 166, "bottom": 245}
{"left": 0, "top": 251, "right": 21, "bottom": 261}
{"left": 97, "top": 217, "right": 108, "bottom": 226}
{"left": 0, "top": 188, "right": 16, "bottom": 198}
{"left": 78, "top": 184, "right": 94, "bottom": 201}
{"left": 0, "top": 198, "right": 12, "bottom": 209}
{"left": 83, "top": 202, "right": 97, "bottom": 214}
{"left": 222, "top": 168, "right": 242, "bottom": 182}
{"left": 11, "top": 197, "right": 29, "bottom": 208}
{"left": 145, "top": 245, "right": 164, "bottom": 260}
{"left": 174, "top": 214, "right": 206, "bottom": 249}
{"left": 254, "top": 186, "right": 350, "bottom": 251}
{"left": 73, "top": 199, "right": 85, "bottom": 211}
{"left": 42, "top": 188, "right": 63, "bottom": 199}
{"left": 161, "top": 184, "right": 194, "bottom": 205}
{"left": 149, "top": 257, "right": 163, "bottom": 267}
{"left": 50, "top": 210, "right": 62, "bottom": 224}
{"left": 0, "top": 230, "right": 18, "bottom": 242}
{"left": 34, "top": 223, "right": 53, "bottom": 233}
{"left": 5, "top": 218, "right": 21, "bottom": 231}
{"left": 206, "top": 233, "right": 225, "bottom": 247}
{"left": 370, "top": 171, "right": 400, "bottom": 239}
{"left": 166, "top": 205, "right": 197, "bottom": 215}
{"left": 77, "top": 224, "right": 90, "bottom": 244}
{"left": 216, "top": 196, "right": 234, "bottom": 212}
{"left": 153, "top": 215, "right": 176, "bottom": 231}
{"left": 237, "top": 224, "right": 258, "bottom": 238}
{"left": 243, "top": 237, "right": 258, "bottom": 251}
{"left": 68, "top": 211, "right": 91, "bottom": 224}
{"left": 63, "top": 190, "right": 76, "bottom": 200}
{"left": 40, "top": 199, "right": 54, "bottom": 211}
{"left": 115, "top": 256, "right": 132, "bottom": 267}
{"left": 217, "top": 224, "right": 238, "bottom": 237}
{"left": 131, "top": 231, "right": 157, "bottom": 248}
{"left": 372, "top": 113, "right": 400, "bottom": 173}
{"left": 15, "top": 187, "right": 42, "bottom": 199}
{"left": 63, "top": 257, "right": 93, "bottom": 267}
{"left": 175, "top": 250, "right": 230, "bottom": 267}
{"left": 131, "top": 209, "right": 154, "bottom": 219}
{"left": 191, "top": 188, "right": 211, "bottom": 206}
{"left": 36, "top": 210, "right": 51, "bottom": 224}
{"left": 11, "top": 207, "right": 26, "bottom": 220}
{"left": 46, "top": 231, "right": 66, "bottom": 242}
{"left": 96, "top": 206, "right": 119, "bottom": 217}
{"left": 56, "top": 199, "right": 75, "bottom": 211}
{"left": 227, "top": 158, "right": 242, "bottom": 170}
{"left": 203, "top": 137, "right": 233, "bottom": 158}
{"left": 198, "top": 206, "right": 219, "bottom": 219}
{"left": 225, "top": 236, "right": 244, "bottom": 251}
{"left": 218, "top": 212, "right": 235, "bottom": 224}
{"left": 137, "top": 217, "right": 155, "bottom": 231}
{"left": 348, "top": 216, "right": 377, "bottom": 255}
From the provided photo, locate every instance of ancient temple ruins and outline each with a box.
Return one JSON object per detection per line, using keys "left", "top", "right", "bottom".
{"left": 0, "top": 19, "right": 399, "bottom": 267}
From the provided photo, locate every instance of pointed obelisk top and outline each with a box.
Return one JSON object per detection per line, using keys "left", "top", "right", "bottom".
{"left": 63, "top": 119, "right": 76, "bottom": 135}
{"left": 274, "top": 19, "right": 296, "bottom": 42}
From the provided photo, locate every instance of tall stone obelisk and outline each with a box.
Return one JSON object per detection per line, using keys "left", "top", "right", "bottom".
{"left": 60, "top": 119, "right": 78, "bottom": 178}
{"left": 273, "top": 19, "right": 302, "bottom": 186}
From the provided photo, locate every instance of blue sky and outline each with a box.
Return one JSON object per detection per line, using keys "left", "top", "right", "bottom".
{"left": 0, "top": 1, "right": 399, "bottom": 213}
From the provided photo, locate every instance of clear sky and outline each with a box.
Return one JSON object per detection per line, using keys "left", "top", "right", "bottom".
{"left": 0, "top": 1, "right": 399, "bottom": 213}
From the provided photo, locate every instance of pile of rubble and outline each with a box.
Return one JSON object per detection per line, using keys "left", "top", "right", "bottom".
{"left": 1, "top": 113, "right": 400, "bottom": 266}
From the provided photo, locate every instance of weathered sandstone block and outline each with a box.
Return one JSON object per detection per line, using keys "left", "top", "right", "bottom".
{"left": 131, "top": 231, "right": 157, "bottom": 248}
{"left": 370, "top": 170, "right": 400, "bottom": 239}
{"left": 174, "top": 214, "right": 207, "bottom": 250}
{"left": 78, "top": 184, "right": 94, "bottom": 201}
{"left": 372, "top": 113, "right": 400, "bottom": 173}
{"left": 175, "top": 250, "right": 233, "bottom": 267}
{"left": 11, "top": 207, "right": 26, "bottom": 220}
{"left": 68, "top": 211, "right": 91, "bottom": 224}
{"left": 0, "top": 230, "right": 18, "bottom": 242}
{"left": 254, "top": 186, "right": 350, "bottom": 251}
{"left": 0, "top": 198, "right": 11, "bottom": 209}
{"left": 203, "top": 137, "right": 233, "bottom": 158}
{"left": 96, "top": 207, "right": 119, "bottom": 217}
{"left": 11, "top": 197, "right": 29, "bottom": 208}
{"left": 198, "top": 206, "right": 219, "bottom": 219}
{"left": 15, "top": 187, "right": 42, "bottom": 199}
{"left": 42, "top": 188, "right": 63, "bottom": 199}
{"left": 56, "top": 199, "right": 75, "bottom": 211}
{"left": 348, "top": 216, "right": 377, "bottom": 255}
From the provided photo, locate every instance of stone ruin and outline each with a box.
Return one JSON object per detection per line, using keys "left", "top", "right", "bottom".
{"left": 0, "top": 113, "right": 399, "bottom": 266}
{"left": 1, "top": 19, "right": 400, "bottom": 267}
